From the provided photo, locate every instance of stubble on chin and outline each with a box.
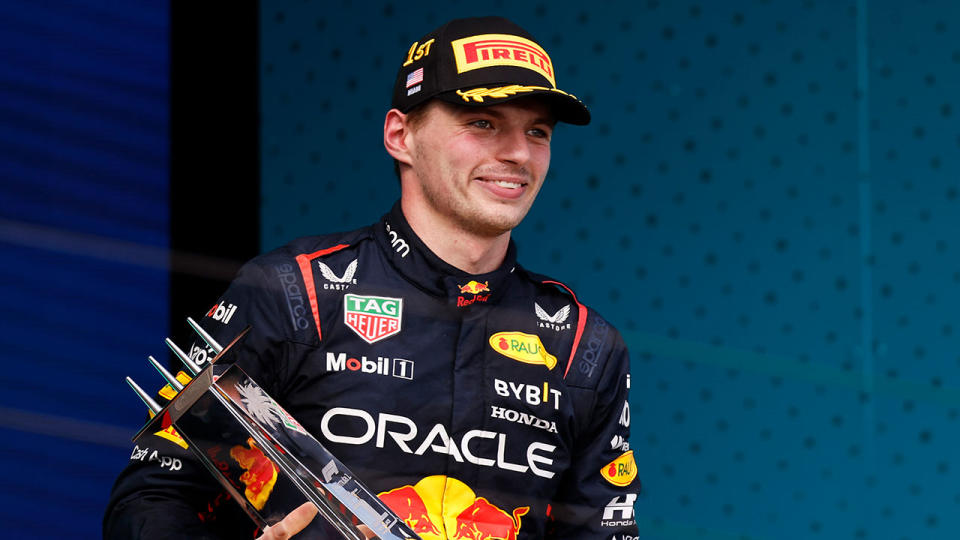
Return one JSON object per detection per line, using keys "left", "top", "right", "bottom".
{"left": 456, "top": 203, "right": 526, "bottom": 238}
{"left": 411, "top": 146, "right": 537, "bottom": 238}
{"left": 419, "top": 181, "right": 513, "bottom": 237}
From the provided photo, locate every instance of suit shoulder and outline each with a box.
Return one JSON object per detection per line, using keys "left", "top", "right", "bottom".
{"left": 516, "top": 265, "right": 580, "bottom": 302}
{"left": 566, "top": 305, "right": 629, "bottom": 390}
{"left": 245, "top": 225, "right": 374, "bottom": 270}
{"left": 516, "top": 266, "right": 629, "bottom": 389}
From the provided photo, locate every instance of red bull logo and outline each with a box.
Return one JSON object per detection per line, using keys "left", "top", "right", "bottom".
{"left": 453, "top": 497, "right": 528, "bottom": 540}
{"left": 230, "top": 438, "right": 279, "bottom": 510}
{"left": 458, "top": 280, "right": 490, "bottom": 294}
{"left": 378, "top": 485, "right": 442, "bottom": 536}
{"left": 457, "top": 281, "right": 491, "bottom": 307}
{"left": 379, "top": 476, "right": 528, "bottom": 539}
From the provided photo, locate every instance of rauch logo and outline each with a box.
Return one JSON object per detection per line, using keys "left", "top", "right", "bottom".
{"left": 488, "top": 331, "right": 557, "bottom": 370}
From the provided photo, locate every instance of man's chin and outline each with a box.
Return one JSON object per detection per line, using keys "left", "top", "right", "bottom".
{"left": 467, "top": 210, "right": 528, "bottom": 237}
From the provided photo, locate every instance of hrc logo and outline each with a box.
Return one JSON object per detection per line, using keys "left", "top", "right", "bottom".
{"left": 451, "top": 33, "right": 555, "bottom": 87}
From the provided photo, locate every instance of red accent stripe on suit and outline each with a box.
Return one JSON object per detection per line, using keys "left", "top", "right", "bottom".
{"left": 295, "top": 244, "right": 350, "bottom": 341}
{"left": 543, "top": 280, "right": 587, "bottom": 379}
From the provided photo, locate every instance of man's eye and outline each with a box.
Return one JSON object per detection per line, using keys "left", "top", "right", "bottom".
{"left": 470, "top": 119, "right": 492, "bottom": 129}
{"left": 529, "top": 128, "right": 550, "bottom": 139}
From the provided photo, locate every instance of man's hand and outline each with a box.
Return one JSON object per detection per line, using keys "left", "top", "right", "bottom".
{"left": 257, "top": 502, "right": 319, "bottom": 540}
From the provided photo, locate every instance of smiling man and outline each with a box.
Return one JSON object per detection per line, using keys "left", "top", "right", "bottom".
{"left": 105, "top": 16, "right": 639, "bottom": 539}
{"left": 387, "top": 97, "right": 554, "bottom": 272}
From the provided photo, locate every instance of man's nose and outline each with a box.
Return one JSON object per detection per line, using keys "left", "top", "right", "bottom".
{"left": 494, "top": 127, "right": 532, "bottom": 165}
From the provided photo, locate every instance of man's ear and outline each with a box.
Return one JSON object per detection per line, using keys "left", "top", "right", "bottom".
{"left": 384, "top": 108, "right": 413, "bottom": 166}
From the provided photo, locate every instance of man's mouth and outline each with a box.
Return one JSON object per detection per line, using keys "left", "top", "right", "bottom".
{"left": 489, "top": 179, "right": 525, "bottom": 189}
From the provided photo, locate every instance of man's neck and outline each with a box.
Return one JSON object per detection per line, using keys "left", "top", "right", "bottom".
{"left": 400, "top": 198, "right": 511, "bottom": 275}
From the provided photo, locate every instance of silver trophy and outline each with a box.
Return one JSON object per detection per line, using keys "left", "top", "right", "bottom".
{"left": 125, "top": 318, "right": 420, "bottom": 540}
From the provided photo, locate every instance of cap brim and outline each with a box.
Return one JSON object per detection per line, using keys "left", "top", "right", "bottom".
{"left": 436, "top": 86, "right": 591, "bottom": 126}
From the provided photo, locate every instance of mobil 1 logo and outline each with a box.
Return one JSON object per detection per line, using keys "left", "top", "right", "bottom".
{"left": 326, "top": 352, "right": 414, "bottom": 380}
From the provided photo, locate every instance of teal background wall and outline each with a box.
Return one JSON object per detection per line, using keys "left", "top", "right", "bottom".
{"left": 260, "top": 2, "right": 960, "bottom": 539}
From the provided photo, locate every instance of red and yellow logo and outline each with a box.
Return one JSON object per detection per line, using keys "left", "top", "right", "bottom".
{"left": 379, "top": 475, "right": 528, "bottom": 540}
{"left": 489, "top": 331, "right": 557, "bottom": 370}
{"left": 601, "top": 450, "right": 637, "bottom": 487}
{"left": 230, "top": 438, "right": 279, "bottom": 510}
{"left": 153, "top": 424, "right": 188, "bottom": 449}
{"left": 458, "top": 280, "right": 490, "bottom": 294}
{"left": 451, "top": 33, "right": 555, "bottom": 87}
{"left": 151, "top": 371, "right": 194, "bottom": 449}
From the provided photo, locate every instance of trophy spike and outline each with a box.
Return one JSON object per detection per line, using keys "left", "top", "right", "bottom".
{"left": 148, "top": 355, "right": 184, "bottom": 392}
{"left": 126, "top": 376, "right": 162, "bottom": 414}
{"left": 125, "top": 324, "right": 421, "bottom": 539}
{"left": 186, "top": 317, "right": 223, "bottom": 354}
{"left": 165, "top": 338, "right": 202, "bottom": 375}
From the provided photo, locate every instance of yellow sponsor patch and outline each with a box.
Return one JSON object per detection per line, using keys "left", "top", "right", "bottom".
{"left": 451, "top": 33, "right": 556, "bottom": 87}
{"left": 147, "top": 409, "right": 189, "bottom": 449}
{"left": 157, "top": 370, "right": 193, "bottom": 401}
{"left": 601, "top": 450, "right": 637, "bottom": 487}
{"left": 154, "top": 424, "right": 189, "bottom": 449}
{"left": 158, "top": 385, "right": 177, "bottom": 401}
{"left": 151, "top": 371, "right": 193, "bottom": 449}
{"left": 489, "top": 331, "right": 557, "bottom": 370}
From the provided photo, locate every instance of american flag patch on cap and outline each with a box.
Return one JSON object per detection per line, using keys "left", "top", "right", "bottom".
{"left": 406, "top": 67, "right": 424, "bottom": 88}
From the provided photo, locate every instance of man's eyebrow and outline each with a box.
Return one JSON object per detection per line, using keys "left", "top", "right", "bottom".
{"left": 458, "top": 107, "right": 555, "bottom": 126}
{"left": 535, "top": 116, "right": 558, "bottom": 127}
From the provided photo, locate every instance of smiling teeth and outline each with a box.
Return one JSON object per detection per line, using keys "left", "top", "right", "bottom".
{"left": 492, "top": 180, "right": 522, "bottom": 188}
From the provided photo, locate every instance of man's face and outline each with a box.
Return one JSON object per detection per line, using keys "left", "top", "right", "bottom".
{"left": 404, "top": 97, "right": 555, "bottom": 238}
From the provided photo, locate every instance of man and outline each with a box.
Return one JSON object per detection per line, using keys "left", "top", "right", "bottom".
{"left": 105, "top": 16, "right": 639, "bottom": 539}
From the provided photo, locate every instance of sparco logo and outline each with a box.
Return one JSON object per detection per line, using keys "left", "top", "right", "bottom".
{"left": 601, "top": 493, "right": 637, "bottom": 527}
{"left": 320, "top": 407, "right": 557, "bottom": 479}
{"left": 206, "top": 301, "right": 237, "bottom": 325}
{"left": 326, "top": 352, "right": 414, "bottom": 380}
{"left": 535, "top": 302, "right": 572, "bottom": 331}
{"left": 577, "top": 316, "right": 609, "bottom": 378}
{"left": 275, "top": 264, "right": 311, "bottom": 331}
{"left": 619, "top": 401, "right": 630, "bottom": 427}
{"left": 385, "top": 222, "right": 410, "bottom": 258}
{"left": 317, "top": 259, "right": 358, "bottom": 290}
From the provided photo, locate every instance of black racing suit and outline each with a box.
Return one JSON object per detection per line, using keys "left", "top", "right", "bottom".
{"left": 104, "top": 203, "right": 640, "bottom": 539}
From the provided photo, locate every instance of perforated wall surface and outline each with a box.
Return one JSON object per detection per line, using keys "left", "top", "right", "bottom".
{"left": 261, "top": 2, "right": 960, "bottom": 538}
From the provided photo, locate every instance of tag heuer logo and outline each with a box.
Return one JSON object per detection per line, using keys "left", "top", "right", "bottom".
{"left": 344, "top": 294, "right": 402, "bottom": 343}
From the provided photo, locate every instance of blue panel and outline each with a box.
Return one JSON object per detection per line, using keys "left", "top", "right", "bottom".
{"left": 0, "top": 0, "right": 169, "bottom": 536}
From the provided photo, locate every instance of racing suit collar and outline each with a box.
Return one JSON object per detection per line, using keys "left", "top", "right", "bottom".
{"left": 375, "top": 201, "right": 518, "bottom": 305}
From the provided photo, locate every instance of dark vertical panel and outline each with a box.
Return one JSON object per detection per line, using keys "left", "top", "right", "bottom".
{"left": 169, "top": 2, "right": 260, "bottom": 340}
{"left": 0, "top": 0, "right": 170, "bottom": 536}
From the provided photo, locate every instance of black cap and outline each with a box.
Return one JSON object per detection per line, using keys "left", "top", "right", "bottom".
{"left": 391, "top": 16, "right": 590, "bottom": 125}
